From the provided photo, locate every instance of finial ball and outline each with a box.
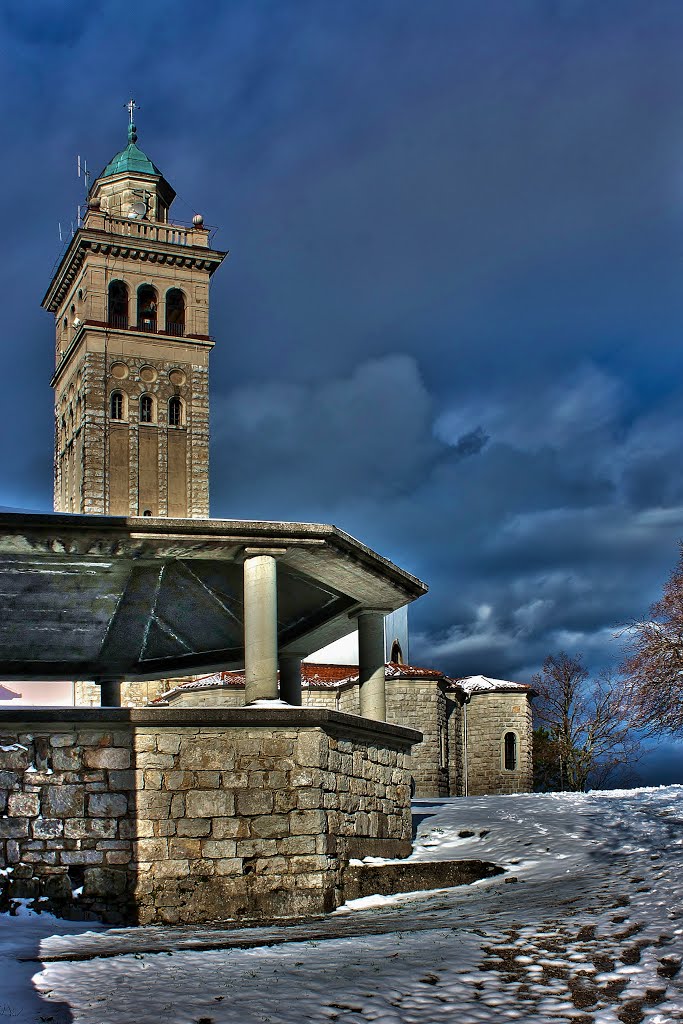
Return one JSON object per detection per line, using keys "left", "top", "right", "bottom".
{"left": 193, "top": 213, "right": 204, "bottom": 227}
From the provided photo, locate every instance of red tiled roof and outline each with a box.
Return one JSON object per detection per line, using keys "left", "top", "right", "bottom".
{"left": 151, "top": 661, "right": 450, "bottom": 703}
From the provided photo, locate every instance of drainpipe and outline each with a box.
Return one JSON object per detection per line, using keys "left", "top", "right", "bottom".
{"left": 462, "top": 695, "right": 471, "bottom": 797}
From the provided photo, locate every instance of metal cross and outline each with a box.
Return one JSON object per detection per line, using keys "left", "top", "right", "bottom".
{"left": 126, "top": 98, "right": 138, "bottom": 124}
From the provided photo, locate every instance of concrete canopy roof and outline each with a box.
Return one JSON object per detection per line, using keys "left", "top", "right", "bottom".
{"left": 0, "top": 513, "right": 427, "bottom": 683}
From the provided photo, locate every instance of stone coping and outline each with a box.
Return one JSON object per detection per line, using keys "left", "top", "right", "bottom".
{"left": 0, "top": 706, "right": 422, "bottom": 747}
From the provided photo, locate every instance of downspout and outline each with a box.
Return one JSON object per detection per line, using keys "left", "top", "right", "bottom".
{"left": 462, "top": 694, "right": 471, "bottom": 797}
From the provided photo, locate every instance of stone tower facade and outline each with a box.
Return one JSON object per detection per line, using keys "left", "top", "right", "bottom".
{"left": 42, "top": 115, "right": 226, "bottom": 517}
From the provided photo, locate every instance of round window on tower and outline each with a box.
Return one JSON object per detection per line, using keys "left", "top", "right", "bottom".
{"left": 110, "top": 362, "right": 129, "bottom": 380}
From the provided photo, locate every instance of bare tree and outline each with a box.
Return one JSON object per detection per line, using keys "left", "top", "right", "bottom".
{"left": 532, "top": 653, "right": 641, "bottom": 792}
{"left": 622, "top": 545, "right": 683, "bottom": 734}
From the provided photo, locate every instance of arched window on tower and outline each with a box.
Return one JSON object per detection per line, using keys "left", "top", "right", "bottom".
{"left": 140, "top": 394, "right": 154, "bottom": 423}
{"left": 108, "top": 281, "right": 128, "bottom": 329}
{"left": 389, "top": 639, "right": 404, "bottom": 665}
{"left": 503, "top": 731, "right": 518, "bottom": 771}
{"left": 168, "top": 396, "right": 183, "bottom": 427}
{"left": 110, "top": 391, "right": 124, "bottom": 420}
{"left": 137, "top": 285, "right": 157, "bottom": 333}
{"left": 165, "top": 289, "right": 185, "bottom": 337}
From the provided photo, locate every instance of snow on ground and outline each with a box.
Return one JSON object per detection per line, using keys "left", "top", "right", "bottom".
{"left": 3, "top": 786, "right": 683, "bottom": 1023}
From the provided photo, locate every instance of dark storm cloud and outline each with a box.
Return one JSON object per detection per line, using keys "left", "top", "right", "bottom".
{"left": 3, "top": 1, "right": 683, "bottom": 736}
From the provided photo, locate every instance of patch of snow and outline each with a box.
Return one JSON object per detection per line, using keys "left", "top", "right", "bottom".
{"left": 245, "top": 698, "right": 293, "bottom": 708}
{"left": 3, "top": 787, "right": 683, "bottom": 1021}
{"left": 455, "top": 674, "right": 528, "bottom": 694}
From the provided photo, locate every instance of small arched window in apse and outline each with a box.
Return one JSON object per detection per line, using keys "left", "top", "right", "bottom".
{"left": 140, "top": 394, "right": 154, "bottom": 423}
{"left": 165, "top": 289, "right": 185, "bottom": 336}
{"left": 503, "top": 731, "right": 518, "bottom": 771}
{"left": 168, "top": 396, "right": 183, "bottom": 427}
{"left": 110, "top": 391, "right": 124, "bottom": 420}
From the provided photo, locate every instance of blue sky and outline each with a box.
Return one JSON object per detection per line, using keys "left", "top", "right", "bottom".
{"left": 1, "top": 0, "right": 682, "bottom": 780}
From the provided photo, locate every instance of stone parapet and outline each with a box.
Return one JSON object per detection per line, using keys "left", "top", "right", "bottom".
{"left": 0, "top": 708, "right": 419, "bottom": 925}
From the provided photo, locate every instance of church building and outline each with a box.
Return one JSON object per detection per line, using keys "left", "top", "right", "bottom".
{"left": 41, "top": 107, "right": 534, "bottom": 799}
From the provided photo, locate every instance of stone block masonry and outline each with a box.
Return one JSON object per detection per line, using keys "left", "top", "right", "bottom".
{"left": 0, "top": 708, "right": 419, "bottom": 925}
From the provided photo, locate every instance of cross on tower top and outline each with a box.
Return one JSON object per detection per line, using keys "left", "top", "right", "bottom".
{"left": 125, "top": 98, "right": 139, "bottom": 144}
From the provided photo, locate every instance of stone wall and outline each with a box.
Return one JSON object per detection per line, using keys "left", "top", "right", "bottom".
{"left": 0, "top": 708, "right": 418, "bottom": 925}
{"left": 139, "top": 677, "right": 534, "bottom": 799}
{"left": 447, "top": 697, "right": 465, "bottom": 797}
{"left": 74, "top": 680, "right": 171, "bottom": 708}
{"left": 304, "top": 679, "right": 449, "bottom": 797}
{"left": 385, "top": 677, "right": 449, "bottom": 797}
{"left": 462, "top": 692, "right": 533, "bottom": 796}
{"left": 301, "top": 689, "right": 338, "bottom": 711}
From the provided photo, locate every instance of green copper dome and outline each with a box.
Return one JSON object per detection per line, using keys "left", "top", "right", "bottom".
{"left": 100, "top": 122, "right": 161, "bottom": 179}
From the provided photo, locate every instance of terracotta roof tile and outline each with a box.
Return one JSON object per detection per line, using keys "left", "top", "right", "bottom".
{"left": 150, "top": 664, "right": 532, "bottom": 704}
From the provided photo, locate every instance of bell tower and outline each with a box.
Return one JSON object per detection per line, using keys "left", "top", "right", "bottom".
{"left": 42, "top": 103, "right": 226, "bottom": 517}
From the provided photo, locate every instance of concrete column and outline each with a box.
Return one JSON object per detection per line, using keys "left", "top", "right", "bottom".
{"left": 358, "top": 610, "right": 386, "bottom": 721}
{"left": 243, "top": 552, "right": 279, "bottom": 703}
{"left": 279, "top": 654, "right": 303, "bottom": 706}
{"left": 97, "top": 678, "right": 122, "bottom": 707}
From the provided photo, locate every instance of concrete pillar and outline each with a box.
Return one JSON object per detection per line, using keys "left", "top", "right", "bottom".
{"left": 358, "top": 610, "right": 386, "bottom": 721}
{"left": 243, "top": 552, "right": 279, "bottom": 703}
{"left": 97, "top": 678, "right": 122, "bottom": 707}
{"left": 279, "top": 654, "right": 303, "bottom": 706}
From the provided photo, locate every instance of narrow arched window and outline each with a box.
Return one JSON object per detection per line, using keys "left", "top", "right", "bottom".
{"left": 110, "top": 391, "right": 124, "bottom": 420}
{"left": 165, "top": 289, "right": 185, "bottom": 336}
{"left": 140, "top": 394, "right": 154, "bottom": 423}
{"left": 503, "top": 732, "right": 517, "bottom": 771}
{"left": 168, "top": 396, "right": 183, "bottom": 427}
{"left": 108, "top": 281, "right": 128, "bottom": 328}
{"left": 390, "top": 639, "right": 404, "bottom": 665}
{"left": 137, "top": 285, "right": 157, "bottom": 332}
